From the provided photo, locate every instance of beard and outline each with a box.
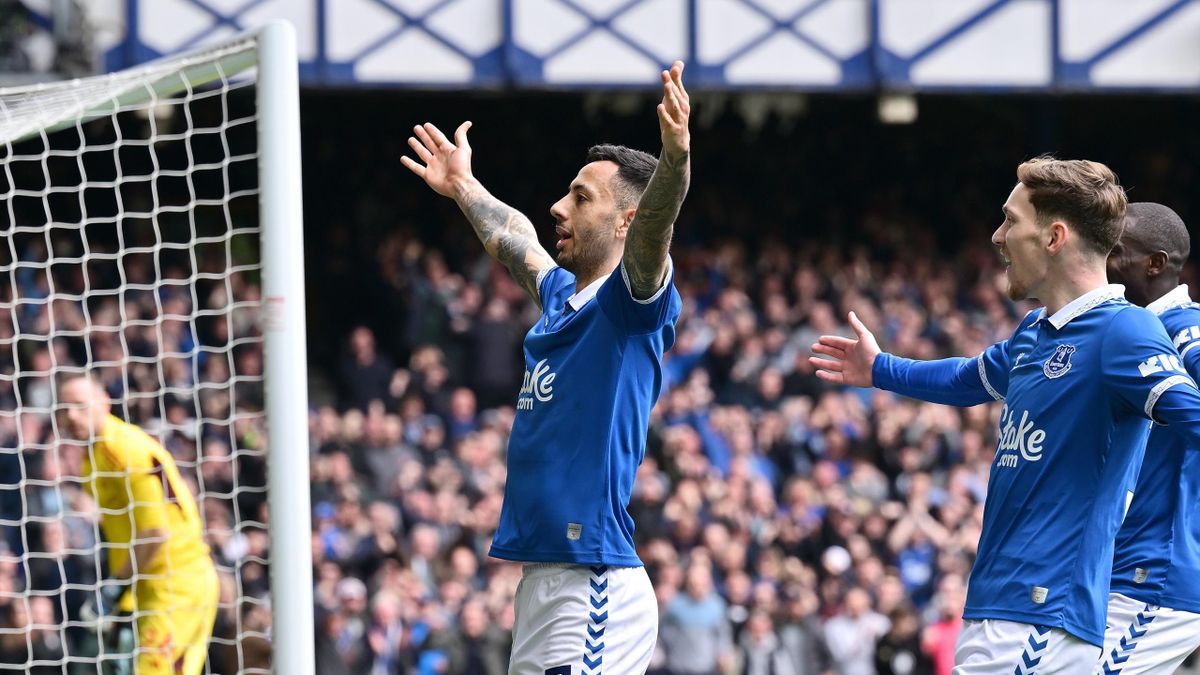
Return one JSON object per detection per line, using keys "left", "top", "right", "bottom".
{"left": 557, "top": 228, "right": 611, "bottom": 279}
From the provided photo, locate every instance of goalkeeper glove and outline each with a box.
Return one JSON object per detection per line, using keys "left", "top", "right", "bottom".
{"left": 80, "top": 582, "right": 130, "bottom": 624}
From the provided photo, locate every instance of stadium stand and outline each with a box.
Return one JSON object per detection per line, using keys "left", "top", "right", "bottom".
{"left": 3, "top": 91, "right": 1200, "bottom": 674}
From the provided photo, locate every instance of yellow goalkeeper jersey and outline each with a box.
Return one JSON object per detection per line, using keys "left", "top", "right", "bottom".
{"left": 82, "top": 415, "right": 212, "bottom": 578}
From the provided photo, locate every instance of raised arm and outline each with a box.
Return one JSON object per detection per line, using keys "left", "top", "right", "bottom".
{"left": 623, "top": 61, "right": 692, "bottom": 300}
{"left": 402, "top": 121, "right": 555, "bottom": 307}
{"left": 810, "top": 311, "right": 1006, "bottom": 407}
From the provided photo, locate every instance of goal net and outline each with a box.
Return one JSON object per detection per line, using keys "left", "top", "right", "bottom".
{"left": 0, "top": 22, "right": 310, "bottom": 675}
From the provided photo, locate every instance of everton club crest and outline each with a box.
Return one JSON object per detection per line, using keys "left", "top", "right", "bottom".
{"left": 1043, "top": 344, "right": 1076, "bottom": 379}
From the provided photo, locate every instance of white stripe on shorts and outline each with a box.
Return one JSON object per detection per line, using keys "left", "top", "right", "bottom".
{"left": 954, "top": 618, "right": 1099, "bottom": 674}
{"left": 509, "top": 563, "right": 657, "bottom": 675}
{"left": 1095, "top": 592, "right": 1200, "bottom": 675}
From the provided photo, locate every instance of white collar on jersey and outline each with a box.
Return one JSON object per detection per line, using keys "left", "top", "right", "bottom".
{"left": 1040, "top": 283, "right": 1125, "bottom": 330}
{"left": 567, "top": 273, "right": 612, "bottom": 311}
{"left": 1146, "top": 284, "right": 1193, "bottom": 316}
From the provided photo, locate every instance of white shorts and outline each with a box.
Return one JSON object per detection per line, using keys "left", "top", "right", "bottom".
{"left": 509, "top": 563, "right": 658, "bottom": 675}
{"left": 954, "top": 619, "right": 1100, "bottom": 674}
{"left": 1094, "top": 592, "right": 1200, "bottom": 674}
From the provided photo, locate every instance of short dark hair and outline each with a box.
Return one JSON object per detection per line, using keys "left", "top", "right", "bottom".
{"left": 1016, "top": 156, "right": 1127, "bottom": 255}
{"left": 1126, "top": 202, "right": 1190, "bottom": 270}
{"left": 586, "top": 144, "right": 657, "bottom": 208}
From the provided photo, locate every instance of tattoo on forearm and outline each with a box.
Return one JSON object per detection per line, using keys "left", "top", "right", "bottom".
{"left": 457, "top": 182, "right": 554, "bottom": 306}
{"left": 625, "top": 150, "right": 690, "bottom": 299}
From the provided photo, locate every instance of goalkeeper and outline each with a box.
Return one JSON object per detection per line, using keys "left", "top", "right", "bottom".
{"left": 56, "top": 374, "right": 218, "bottom": 675}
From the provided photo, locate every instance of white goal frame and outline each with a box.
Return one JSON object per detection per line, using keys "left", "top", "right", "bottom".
{"left": 256, "top": 21, "right": 314, "bottom": 675}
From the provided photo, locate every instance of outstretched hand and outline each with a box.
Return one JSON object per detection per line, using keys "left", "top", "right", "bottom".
{"left": 658, "top": 61, "right": 690, "bottom": 159}
{"left": 401, "top": 121, "right": 475, "bottom": 198}
{"left": 809, "top": 311, "right": 881, "bottom": 388}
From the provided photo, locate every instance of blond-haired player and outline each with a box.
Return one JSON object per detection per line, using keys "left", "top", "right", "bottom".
{"left": 57, "top": 374, "right": 218, "bottom": 674}
{"left": 811, "top": 159, "right": 1200, "bottom": 673}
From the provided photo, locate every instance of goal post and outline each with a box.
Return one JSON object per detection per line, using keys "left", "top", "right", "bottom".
{"left": 257, "top": 20, "right": 314, "bottom": 675}
{"left": 0, "top": 20, "right": 312, "bottom": 674}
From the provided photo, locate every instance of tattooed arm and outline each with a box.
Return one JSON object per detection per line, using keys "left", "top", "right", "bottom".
{"left": 623, "top": 61, "right": 692, "bottom": 300}
{"left": 623, "top": 147, "right": 689, "bottom": 299}
{"left": 402, "top": 121, "right": 555, "bottom": 308}
{"left": 455, "top": 178, "right": 556, "bottom": 305}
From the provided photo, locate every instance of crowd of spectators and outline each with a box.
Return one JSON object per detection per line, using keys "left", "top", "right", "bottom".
{"left": 296, "top": 87, "right": 1200, "bottom": 673}
{"left": 0, "top": 215, "right": 1020, "bottom": 675}
{"left": 0, "top": 226, "right": 271, "bottom": 672}
{"left": 2, "top": 90, "right": 1200, "bottom": 675}
{"left": 305, "top": 228, "right": 1021, "bottom": 675}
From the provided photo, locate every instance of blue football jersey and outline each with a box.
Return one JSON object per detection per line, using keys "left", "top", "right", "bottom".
{"left": 489, "top": 262, "right": 682, "bottom": 567}
{"left": 1111, "top": 285, "right": 1200, "bottom": 613}
{"left": 874, "top": 285, "right": 1198, "bottom": 646}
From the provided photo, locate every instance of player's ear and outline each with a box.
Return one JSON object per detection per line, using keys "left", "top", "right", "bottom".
{"left": 615, "top": 208, "right": 635, "bottom": 239}
{"left": 1146, "top": 250, "right": 1169, "bottom": 278}
{"left": 1045, "top": 220, "right": 1069, "bottom": 255}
